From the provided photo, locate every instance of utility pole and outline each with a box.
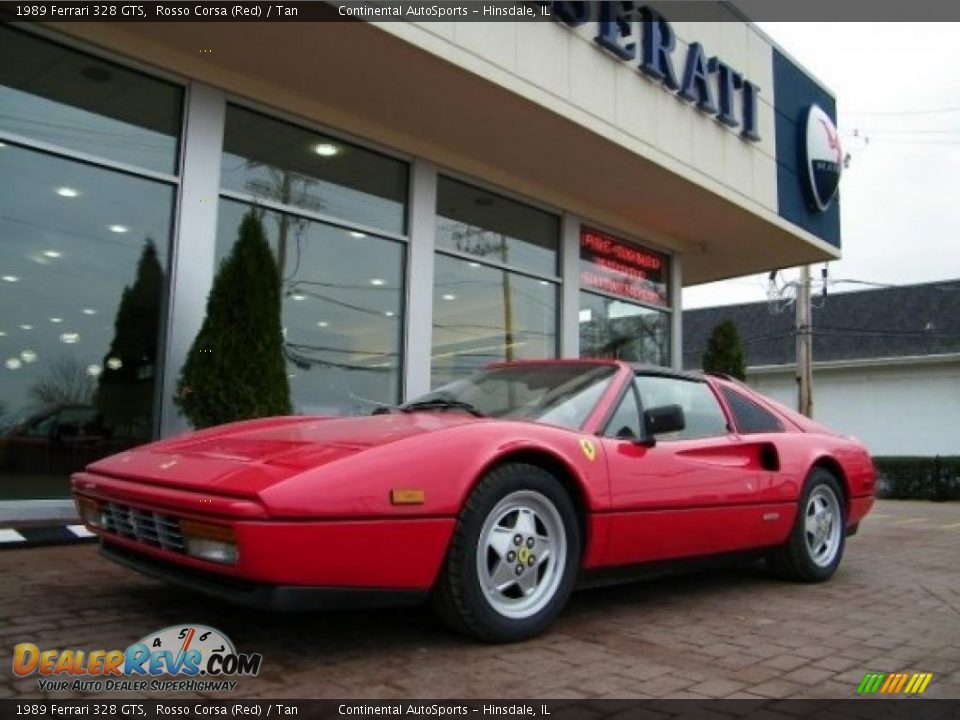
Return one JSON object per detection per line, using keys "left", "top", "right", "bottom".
{"left": 796, "top": 265, "right": 814, "bottom": 417}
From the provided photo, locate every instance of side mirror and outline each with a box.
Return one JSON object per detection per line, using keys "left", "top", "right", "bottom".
{"left": 641, "top": 404, "right": 685, "bottom": 445}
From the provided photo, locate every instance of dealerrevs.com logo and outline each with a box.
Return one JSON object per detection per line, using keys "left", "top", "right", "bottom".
{"left": 13, "top": 624, "right": 262, "bottom": 693}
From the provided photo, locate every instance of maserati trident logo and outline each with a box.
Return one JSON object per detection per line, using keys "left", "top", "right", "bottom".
{"left": 803, "top": 104, "right": 843, "bottom": 212}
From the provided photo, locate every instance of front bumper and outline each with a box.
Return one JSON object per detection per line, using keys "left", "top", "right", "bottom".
{"left": 102, "top": 542, "right": 428, "bottom": 611}
{"left": 73, "top": 474, "right": 456, "bottom": 591}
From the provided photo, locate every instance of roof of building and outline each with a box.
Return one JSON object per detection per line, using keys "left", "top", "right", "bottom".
{"left": 683, "top": 279, "right": 960, "bottom": 370}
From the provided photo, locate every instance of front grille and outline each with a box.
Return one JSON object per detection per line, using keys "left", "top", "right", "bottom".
{"left": 102, "top": 502, "right": 184, "bottom": 553}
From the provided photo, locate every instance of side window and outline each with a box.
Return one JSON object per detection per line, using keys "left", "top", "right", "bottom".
{"left": 634, "top": 375, "right": 729, "bottom": 440}
{"left": 721, "top": 387, "right": 784, "bottom": 434}
{"left": 604, "top": 386, "right": 641, "bottom": 440}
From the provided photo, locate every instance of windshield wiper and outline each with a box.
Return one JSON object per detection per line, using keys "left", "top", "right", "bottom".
{"left": 400, "top": 399, "right": 486, "bottom": 417}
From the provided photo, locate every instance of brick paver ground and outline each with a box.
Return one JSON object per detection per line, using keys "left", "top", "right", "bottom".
{"left": 2, "top": 499, "right": 958, "bottom": 700}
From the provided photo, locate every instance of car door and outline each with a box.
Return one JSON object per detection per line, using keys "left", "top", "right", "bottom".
{"left": 599, "top": 373, "right": 788, "bottom": 566}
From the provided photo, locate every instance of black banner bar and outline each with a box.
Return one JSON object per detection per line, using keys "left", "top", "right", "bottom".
{"left": 3, "top": 1, "right": 960, "bottom": 22}
{"left": 3, "top": 700, "right": 960, "bottom": 720}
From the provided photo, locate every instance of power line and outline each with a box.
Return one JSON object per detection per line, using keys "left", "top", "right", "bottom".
{"left": 845, "top": 105, "right": 960, "bottom": 118}
{"left": 846, "top": 128, "right": 960, "bottom": 136}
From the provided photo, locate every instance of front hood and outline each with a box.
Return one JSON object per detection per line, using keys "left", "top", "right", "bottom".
{"left": 84, "top": 412, "right": 481, "bottom": 497}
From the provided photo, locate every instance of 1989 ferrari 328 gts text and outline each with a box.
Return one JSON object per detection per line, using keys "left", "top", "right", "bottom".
{"left": 73, "top": 360, "right": 875, "bottom": 641}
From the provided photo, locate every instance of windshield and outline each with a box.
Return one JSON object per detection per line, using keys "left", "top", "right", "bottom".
{"left": 406, "top": 363, "right": 617, "bottom": 429}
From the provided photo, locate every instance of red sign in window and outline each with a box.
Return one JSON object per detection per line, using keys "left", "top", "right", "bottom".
{"left": 579, "top": 227, "right": 669, "bottom": 308}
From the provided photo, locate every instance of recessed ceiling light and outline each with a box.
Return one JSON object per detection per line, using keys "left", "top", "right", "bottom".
{"left": 56, "top": 187, "right": 79, "bottom": 198}
{"left": 108, "top": 225, "right": 129, "bottom": 234}
{"left": 82, "top": 308, "right": 96, "bottom": 315}
{"left": 384, "top": 311, "right": 395, "bottom": 317}
{"left": 0, "top": 142, "right": 6, "bottom": 149}
{"left": 442, "top": 294, "right": 457, "bottom": 301}
{"left": 60, "top": 332, "right": 80, "bottom": 344}
{"left": 349, "top": 231, "right": 366, "bottom": 239}
{"left": 50, "top": 317, "right": 62, "bottom": 323}
{"left": 539, "top": 280, "right": 550, "bottom": 286}
{"left": 291, "top": 293, "right": 306, "bottom": 301}
{"left": 317, "top": 321, "right": 329, "bottom": 328}
{"left": 369, "top": 278, "right": 386, "bottom": 286}
{"left": 5, "top": 358, "right": 21, "bottom": 370}
{"left": 43, "top": 250, "right": 62, "bottom": 259}
{"left": 20, "top": 350, "right": 37, "bottom": 363}
{"left": 468, "top": 262, "right": 481, "bottom": 268}
{"left": 106, "top": 357, "right": 123, "bottom": 370}
{"left": 2, "top": 275, "right": 18, "bottom": 283}
{"left": 86, "top": 364, "right": 103, "bottom": 377}
{"left": 19, "top": 324, "right": 32, "bottom": 330}
{"left": 313, "top": 143, "right": 339, "bottom": 157}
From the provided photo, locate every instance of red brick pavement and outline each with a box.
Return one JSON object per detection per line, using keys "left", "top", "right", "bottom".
{"left": 1, "top": 500, "right": 958, "bottom": 700}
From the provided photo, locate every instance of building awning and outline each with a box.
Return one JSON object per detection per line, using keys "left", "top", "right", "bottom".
{"left": 50, "top": 18, "right": 840, "bottom": 285}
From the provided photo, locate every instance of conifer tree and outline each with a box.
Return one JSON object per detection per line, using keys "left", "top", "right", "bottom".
{"left": 97, "top": 239, "right": 164, "bottom": 437}
{"left": 701, "top": 319, "right": 747, "bottom": 380}
{"left": 175, "top": 210, "right": 292, "bottom": 428}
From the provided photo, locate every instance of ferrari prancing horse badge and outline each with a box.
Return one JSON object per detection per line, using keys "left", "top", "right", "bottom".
{"left": 579, "top": 437, "right": 596, "bottom": 461}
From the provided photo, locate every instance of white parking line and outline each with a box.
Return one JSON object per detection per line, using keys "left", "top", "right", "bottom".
{"left": 0, "top": 529, "right": 26, "bottom": 544}
{"left": 67, "top": 524, "right": 96, "bottom": 538}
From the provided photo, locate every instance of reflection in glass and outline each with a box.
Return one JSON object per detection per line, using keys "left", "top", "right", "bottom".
{"left": 220, "top": 105, "right": 408, "bottom": 235}
{"left": 409, "top": 363, "right": 616, "bottom": 430}
{"left": 431, "top": 254, "right": 557, "bottom": 387}
{"left": 0, "top": 146, "right": 173, "bottom": 499}
{"left": 0, "top": 25, "right": 183, "bottom": 174}
{"left": 436, "top": 176, "right": 559, "bottom": 276}
{"left": 215, "top": 200, "right": 404, "bottom": 415}
{"left": 579, "top": 292, "right": 670, "bottom": 366}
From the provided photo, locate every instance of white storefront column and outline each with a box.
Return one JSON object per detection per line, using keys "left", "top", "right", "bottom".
{"left": 160, "top": 82, "right": 225, "bottom": 437}
{"left": 403, "top": 159, "right": 438, "bottom": 400}
{"left": 560, "top": 213, "right": 581, "bottom": 358}
{"left": 671, "top": 253, "right": 683, "bottom": 370}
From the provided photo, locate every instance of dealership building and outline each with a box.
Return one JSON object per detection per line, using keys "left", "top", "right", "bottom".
{"left": 0, "top": 8, "right": 841, "bottom": 521}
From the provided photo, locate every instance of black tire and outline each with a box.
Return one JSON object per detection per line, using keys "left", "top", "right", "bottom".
{"left": 432, "top": 462, "right": 581, "bottom": 642}
{"left": 768, "top": 467, "right": 846, "bottom": 582}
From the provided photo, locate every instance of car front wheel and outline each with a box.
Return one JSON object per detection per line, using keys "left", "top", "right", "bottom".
{"left": 432, "top": 463, "right": 581, "bottom": 642}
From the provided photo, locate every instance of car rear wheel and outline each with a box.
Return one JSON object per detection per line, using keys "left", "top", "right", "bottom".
{"left": 768, "top": 467, "right": 846, "bottom": 582}
{"left": 432, "top": 463, "right": 580, "bottom": 642}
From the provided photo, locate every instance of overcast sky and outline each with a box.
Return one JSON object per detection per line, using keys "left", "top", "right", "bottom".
{"left": 683, "top": 22, "right": 960, "bottom": 309}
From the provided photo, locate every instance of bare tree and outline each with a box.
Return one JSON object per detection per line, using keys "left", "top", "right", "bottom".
{"left": 29, "top": 357, "right": 95, "bottom": 406}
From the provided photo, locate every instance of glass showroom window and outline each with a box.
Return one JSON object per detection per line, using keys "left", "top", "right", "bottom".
{"left": 221, "top": 104, "right": 407, "bottom": 235}
{"left": 0, "top": 25, "right": 182, "bottom": 174}
{"left": 578, "top": 227, "right": 671, "bottom": 366}
{"left": 216, "top": 106, "right": 408, "bottom": 415}
{"left": 432, "top": 176, "right": 560, "bottom": 387}
{"left": 0, "top": 27, "right": 181, "bottom": 501}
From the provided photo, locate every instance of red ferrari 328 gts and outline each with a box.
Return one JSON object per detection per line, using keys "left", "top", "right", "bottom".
{"left": 73, "top": 361, "right": 875, "bottom": 641}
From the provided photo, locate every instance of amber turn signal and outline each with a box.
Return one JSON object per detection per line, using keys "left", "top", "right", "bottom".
{"left": 390, "top": 489, "right": 425, "bottom": 505}
{"left": 179, "top": 519, "right": 236, "bottom": 542}
{"left": 76, "top": 497, "right": 105, "bottom": 529}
